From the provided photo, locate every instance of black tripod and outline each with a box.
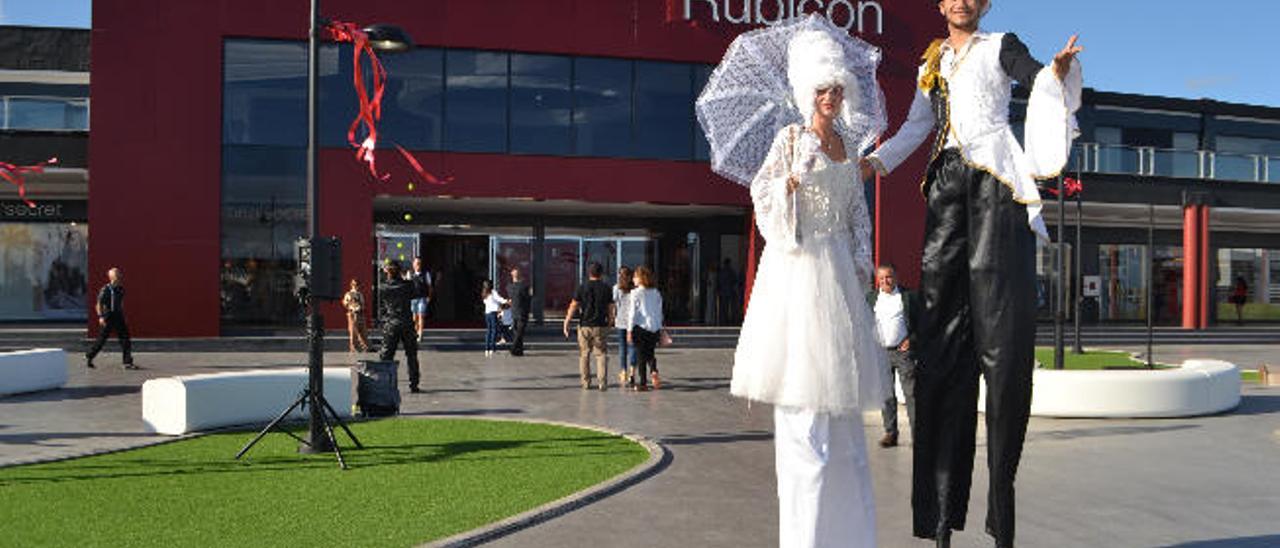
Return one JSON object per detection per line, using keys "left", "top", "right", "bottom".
{"left": 235, "top": 387, "right": 363, "bottom": 469}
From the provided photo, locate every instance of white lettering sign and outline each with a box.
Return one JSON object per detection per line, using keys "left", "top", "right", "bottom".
{"left": 684, "top": 0, "right": 885, "bottom": 34}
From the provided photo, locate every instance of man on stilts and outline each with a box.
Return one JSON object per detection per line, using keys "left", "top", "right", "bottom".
{"left": 862, "top": 1, "right": 1083, "bottom": 546}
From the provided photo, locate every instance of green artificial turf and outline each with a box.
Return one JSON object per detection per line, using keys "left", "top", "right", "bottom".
{"left": 0, "top": 418, "right": 648, "bottom": 548}
{"left": 1034, "top": 347, "right": 1155, "bottom": 370}
{"left": 1241, "top": 370, "right": 1261, "bottom": 384}
{"left": 1216, "top": 302, "right": 1280, "bottom": 321}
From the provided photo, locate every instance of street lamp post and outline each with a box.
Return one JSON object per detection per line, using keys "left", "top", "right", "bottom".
{"left": 237, "top": 0, "right": 412, "bottom": 467}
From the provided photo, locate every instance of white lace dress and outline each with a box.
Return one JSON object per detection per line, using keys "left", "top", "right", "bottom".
{"left": 731, "top": 125, "right": 888, "bottom": 415}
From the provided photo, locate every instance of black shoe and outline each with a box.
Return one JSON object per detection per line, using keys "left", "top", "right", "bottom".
{"left": 123, "top": 363, "right": 140, "bottom": 370}
{"left": 409, "top": 386, "right": 422, "bottom": 393}
{"left": 879, "top": 433, "right": 899, "bottom": 448}
{"left": 85, "top": 358, "right": 95, "bottom": 369}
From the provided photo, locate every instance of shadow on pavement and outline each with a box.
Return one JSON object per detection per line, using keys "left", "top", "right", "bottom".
{"left": 1028, "top": 423, "right": 1199, "bottom": 442}
{"left": 661, "top": 430, "right": 773, "bottom": 446}
{"left": 0, "top": 431, "right": 160, "bottom": 445}
{"left": 0, "top": 385, "right": 138, "bottom": 403}
{"left": 1162, "top": 535, "right": 1280, "bottom": 547}
{"left": 1231, "top": 394, "right": 1280, "bottom": 416}
{"left": 401, "top": 408, "right": 526, "bottom": 417}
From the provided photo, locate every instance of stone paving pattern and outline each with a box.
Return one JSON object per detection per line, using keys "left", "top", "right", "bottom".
{"left": 1, "top": 344, "right": 1278, "bottom": 547}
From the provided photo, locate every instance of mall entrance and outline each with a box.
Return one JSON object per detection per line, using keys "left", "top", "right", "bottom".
{"left": 373, "top": 197, "right": 749, "bottom": 327}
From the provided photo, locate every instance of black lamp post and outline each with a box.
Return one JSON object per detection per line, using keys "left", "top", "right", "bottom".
{"left": 237, "top": 2, "right": 412, "bottom": 468}
{"left": 300, "top": 0, "right": 413, "bottom": 454}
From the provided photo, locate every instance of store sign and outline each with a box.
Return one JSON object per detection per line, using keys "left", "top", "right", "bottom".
{"left": 680, "top": 0, "right": 885, "bottom": 34}
{"left": 0, "top": 200, "right": 87, "bottom": 222}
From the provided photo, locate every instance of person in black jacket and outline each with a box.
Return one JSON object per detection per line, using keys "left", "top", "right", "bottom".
{"left": 378, "top": 260, "right": 428, "bottom": 393}
{"left": 86, "top": 267, "right": 135, "bottom": 369}
{"left": 867, "top": 264, "right": 920, "bottom": 448}
{"left": 507, "top": 267, "right": 532, "bottom": 356}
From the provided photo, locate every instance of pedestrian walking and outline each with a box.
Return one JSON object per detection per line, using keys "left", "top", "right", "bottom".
{"left": 613, "top": 266, "right": 639, "bottom": 387}
{"left": 410, "top": 257, "right": 434, "bottom": 341}
{"left": 563, "top": 262, "right": 613, "bottom": 390}
{"left": 86, "top": 267, "right": 135, "bottom": 369}
{"left": 626, "top": 266, "right": 664, "bottom": 391}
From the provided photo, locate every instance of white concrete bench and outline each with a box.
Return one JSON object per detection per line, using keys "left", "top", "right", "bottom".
{"left": 970, "top": 359, "right": 1241, "bottom": 418}
{"left": 0, "top": 349, "right": 68, "bottom": 396}
{"left": 142, "top": 368, "right": 353, "bottom": 435}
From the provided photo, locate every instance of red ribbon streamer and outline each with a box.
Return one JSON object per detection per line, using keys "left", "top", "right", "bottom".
{"left": 325, "top": 21, "right": 450, "bottom": 187}
{"left": 1042, "top": 176, "right": 1083, "bottom": 198}
{"left": 0, "top": 157, "right": 57, "bottom": 207}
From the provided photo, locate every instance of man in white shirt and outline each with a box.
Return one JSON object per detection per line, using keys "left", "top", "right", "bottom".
{"left": 859, "top": 1, "right": 1083, "bottom": 546}
{"left": 869, "top": 265, "right": 917, "bottom": 449}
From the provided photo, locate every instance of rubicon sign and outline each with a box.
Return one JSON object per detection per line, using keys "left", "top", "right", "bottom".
{"left": 680, "top": 0, "right": 885, "bottom": 34}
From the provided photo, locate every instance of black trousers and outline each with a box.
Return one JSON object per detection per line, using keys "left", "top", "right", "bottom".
{"left": 882, "top": 347, "right": 918, "bottom": 437}
{"left": 88, "top": 313, "right": 132, "bottom": 364}
{"left": 379, "top": 320, "right": 420, "bottom": 389}
{"left": 911, "top": 150, "right": 1036, "bottom": 546}
{"left": 631, "top": 327, "right": 659, "bottom": 386}
{"left": 510, "top": 316, "right": 528, "bottom": 355}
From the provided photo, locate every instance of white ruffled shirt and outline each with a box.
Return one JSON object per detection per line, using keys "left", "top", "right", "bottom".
{"left": 867, "top": 31, "right": 1082, "bottom": 241}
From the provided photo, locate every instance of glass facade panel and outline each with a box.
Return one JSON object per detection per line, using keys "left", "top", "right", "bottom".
{"left": 633, "top": 61, "right": 693, "bottom": 160}
{"left": 1269, "top": 157, "right": 1280, "bottom": 183}
{"left": 1216, "top": 248, "right": 1280, "bottom": 323}
{"left": 583, "top": 239, "right": 619, "bottom": 285}
{"left": 379, "top": 48, "right": 445, "bottom": 150}
{"left": 692, "top": 65, "right": 713, "bottom": 162}
{"left": 510, "top": 54, "right": 572, "bottom": 155}
{"left": 573, "top": 57, "right": 632, "bottom": 158}
{"left": 1098, "top": 244, "right": 1147, "bottom": 321}
{"left": 1213, "top": 153, "right": 1257, "bottom": 181}
{"left": 1152, "top": 149, "right": 1200, "bottom": 178}
{"left": 544, "top": 238, "right": 581, "bottom": 313}
{"left": 5, "top": 97, "right": 87, "bottom": 130}
{"left": 444, "top": 50, "right": 508, "bottom": 153}
{"left": 1096, "top": 144, "right": 1140, "bottom": 174}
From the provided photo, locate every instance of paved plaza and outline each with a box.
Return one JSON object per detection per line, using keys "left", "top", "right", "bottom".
{"left": 1, "top": 343, "right": 1278, "bottom": 547}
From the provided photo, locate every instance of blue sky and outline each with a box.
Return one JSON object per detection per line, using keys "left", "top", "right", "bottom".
{"left": 2, "top": 0, "right": 1276, "bottom": 107}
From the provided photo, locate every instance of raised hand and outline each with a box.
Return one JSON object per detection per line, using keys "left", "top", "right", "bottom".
{"left": 1053, "top": 34, "right": 1084, "bottom": 81}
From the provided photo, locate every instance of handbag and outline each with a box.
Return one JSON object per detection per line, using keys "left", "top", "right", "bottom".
{"left": 659, "top": 329, "right": 674, "bottom": 347}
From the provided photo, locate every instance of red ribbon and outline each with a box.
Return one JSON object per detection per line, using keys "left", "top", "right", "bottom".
{"left": 325, "top": 21, "right": 451, "bottom": 187}
{"left": 0, "top": 157, "right": 57, "bottom": 207}
{"left": 1043, "top": 176, "right": 1083, "bottom": 198}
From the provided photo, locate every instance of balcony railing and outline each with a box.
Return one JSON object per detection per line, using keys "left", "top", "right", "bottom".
{"left": 1073, "top": 143, "right": 1279, "bottom": 183}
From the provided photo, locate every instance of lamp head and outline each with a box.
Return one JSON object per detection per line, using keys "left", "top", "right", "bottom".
{"left": 362, "top": 24, "right": 413, "bottom": 52}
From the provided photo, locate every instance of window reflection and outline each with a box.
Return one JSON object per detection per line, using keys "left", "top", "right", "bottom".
{"left": 511, "top": 54, "right": 571, "bottom": 155}
{"left": 634, "top": 61, "right": 693, "bottom": 160}
{"left": 573, "top": 57, "right": 633, "bottom": 158}
{"left": 445, "top": 50, "right": 508, "bottom": 152}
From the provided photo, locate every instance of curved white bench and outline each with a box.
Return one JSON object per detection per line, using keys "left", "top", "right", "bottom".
{"left": 973, "top": 359, "right": 1241, "bottom": 418}
{"left": 142, "top": 368, "right": 353, "bottom": 435}
{"left": 0, "top": 349, "right": 68, "bottom": 396}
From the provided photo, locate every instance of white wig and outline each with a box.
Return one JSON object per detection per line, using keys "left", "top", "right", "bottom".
{"left": 786, "top": 29, "right": 861, "bottom": 129}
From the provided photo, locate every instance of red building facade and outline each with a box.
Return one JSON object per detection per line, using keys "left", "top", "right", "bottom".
{"left": 91, "top": 0, "right": 938, "bottom": 336}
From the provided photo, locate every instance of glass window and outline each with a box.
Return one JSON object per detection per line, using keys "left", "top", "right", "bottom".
{"left": 1216, "top": 135, "right": 1280, "bottom": 156}
{"left": 379, "top": 48, "right": 445, "bottom": 150}
{"left": 692, "top": 65, "right": 713, "bottom": 162}
{"left": 1213, "top": 153, "right": 1258, "bottom": 182}
{"left": 1216, "top": 248, "right": 1280, "bottom": 323}
{"left": 0, "top": 223, "right": 88, "bottom": 320}
{"left": 510, "top": 54, "right": 571, "bottom": 155}
{"left": 444, "top": 50, "right": 508, "bottom": 153}
{"left": 1097, "top": 244, "right": 1147, "bottom": 321}
{"left": 573, "top": 57, "right": 632, "bottom": 158}
{"left": 633, "top": 61, "right": 693, "bottom": 160}
{"left": 5, "top": 97, "right": 87, "bottom": 130}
